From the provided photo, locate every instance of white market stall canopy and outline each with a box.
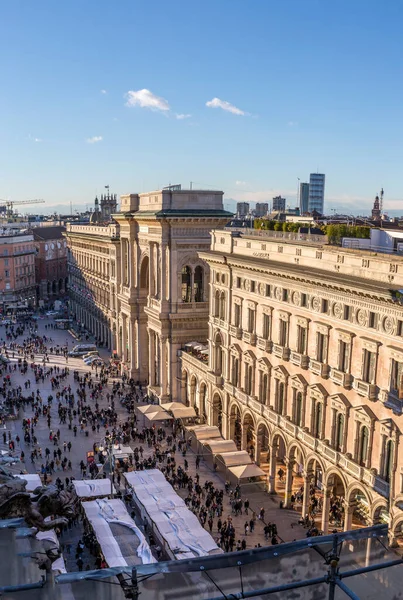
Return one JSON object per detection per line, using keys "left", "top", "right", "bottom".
{"left": 124, "top": 469, "right": 222, "bottom": 560}
{"left": 160, "top": 402, "right": 186, "bottom": 411}
{"left": 82, "top": 498, "right": 156, "bottom": 567}
{"left": 112, "top": 445, "right": 134, "bottom": 458}
{"left": 203, "top": 439, "right": 238, "bottom": 455}
{"left": 229, "top": 464, "right": 266, "bottom": 480}
{"left": 187, "top": 425, "right": 222, "bottom": 441}
{"left": 72, "top": 479, "right": 116, "bottom": 498}
{"left": 170, "top": 406, "right": 197, "bottom": 419}
{"left": 216, "top": 451, "right": 252, "bottom": 467}
{"left": 16, "top": 474, "right": 42, "bottom": 492}
{"left": 145, "top": 411, "right": 173, "bottom": 422}
{"left": 137, "top": 404, "right": 164, "bottom": 414}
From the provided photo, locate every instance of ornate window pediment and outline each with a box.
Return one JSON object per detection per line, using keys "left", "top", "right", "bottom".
{"left": 316, "top": 322, "right": 331, "bottom": 335}
{"left": 360, "top": 337, "right": 381, "bottom": 352}
{"left": 309, "top": 383, "right": 328, "bottom": 402}
{"left": 335, "top": 328, "right": 355, "bottom": 343}
{"left": 233, "top": 296, "right": 243, "bottom": 306}
{"left": 290, "top": 373, "right": 308, "bottom": 391}
{"left": 354, "top": 405, "right": 376, "bottom": 425}
{"left": 246, "top": 300, "right": 257, "bottom": 309}
{"left": 262, "top": 305, "right": 273, "bottom": 316}
{"left": 329, "top": 393, "right": 351, "bottom": 412}
{"left": 296, "top": 316, "right": 310, "bottom": 327}
{"left": 257, "top": 357, "right": 271, "bottom": 373}
{"left": 273, "top": 365, "right": 289, "bottom": 381}
{"left": 388, "top": 346, "right": 403, "bottom": 362}
{"left": 230, "top": 344, "right": 242, "bottom": 357}
{"left": 243, "top": 349, "right": 256, "bottom": 364}
{"left": 278, "top": 310, "right": 291, "bottom": 322}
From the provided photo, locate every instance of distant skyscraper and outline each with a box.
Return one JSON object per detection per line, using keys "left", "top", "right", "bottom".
{"left": 272, "top": 196, "right": 286, "bottom": 212}
{"left": 255, "top": 203, "right": 268, "bottom": 217}
{"left": 236, "top": 202, "right": 250, "bottom": 218}
{"left": 308, "top": 173, "right": 325, "bottom": 214}
{"left": 299, "top": 182, "right": 309, "bottom": 214}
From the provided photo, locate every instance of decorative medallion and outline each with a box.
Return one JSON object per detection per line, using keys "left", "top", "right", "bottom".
{"left": 292, "top": 291, "right": 301, "bottom": 306}
{"left": 259, "top": 282, "right": 266, "bottom": 296}
{"left": 333, "top": 302, "right": 343, "bottom": 319}
{"left": 356, "top": 309, "right": 368, "bottom": 327}
{"left": 275, "top": 287, "right": 283, "bottom": 301}
{"left": 244, "top": 279, "right": 251, "bottom": 292}
{"left": 312, "top": 296, "right": 322, "bottom": 312}
{"left": 383, "top": 316, "right": 395, "bottom": 335}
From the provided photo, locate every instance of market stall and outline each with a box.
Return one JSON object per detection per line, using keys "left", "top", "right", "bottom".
{"left": 16, "top": 474, "right": 42, "bottom": 492}
{"left": 72, "top": 479, "right": 116, "bottom": 499}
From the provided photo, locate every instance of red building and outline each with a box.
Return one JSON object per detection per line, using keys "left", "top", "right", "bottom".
{"left": 33, "top": 226, "right": 68, "bottom": 302}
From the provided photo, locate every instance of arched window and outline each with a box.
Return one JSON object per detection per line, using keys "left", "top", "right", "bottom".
{"left": 277, "top": 382, "right": 285, "bottom": 415}
{"left": 335, "top": 413, "right": 344, "bottom": 452}
{"left": 194, "top": 266, "right": 204, "bottom": 302}
{"left": 295, "top": 391, "right": 303, "bottom": 427}
{"left": 214, "top": 334, "right": 223, "bottom": 375}
{"left": 259, "top": 372, "right": 269, "bottom": 404}
{"left": 214, "top": 290, "right": 220, "bottom": 317}
{"left": 384, "top": 440, "right": 394, "bottom": 483}
{"left": 219, "top": 292, "right": 226, "bottom": 320}
{"left": 181, "top": 266, "right": 191, "bottom": 302}
{"left": 313, "top": 401, "right": 322, "bottom": 438}
{"left": 245, "top": 364, "right": 253, "bottom": 395}
{"left": 231, "top": 356, "right": 239, "bottom": 387}
{"left": 358, "top": 426, "right": 369, "bottom": 466}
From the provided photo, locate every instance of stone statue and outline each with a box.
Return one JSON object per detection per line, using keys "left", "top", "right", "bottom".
{"left": 0, "top": 468, "right": 77, "bottom": 531}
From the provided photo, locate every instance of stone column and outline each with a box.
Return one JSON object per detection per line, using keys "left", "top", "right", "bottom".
{"left": 302, "top": 475, "right": 311, "bottom": 518}
{"left": 149, "top": 242, "right": 155, "bottom": 297}
{"left": 121, "top": 315, "right": 127, "bottom": 365}
{"left": 284, "top": 460, "right": 294, "bottom": 508}
{"left": 268, "top": 444, "right": 277, "bottom": 494}
{"left": 148, "top": 330, "right": 155, "bottom": 388}
{"left": 321, "top": 488, "right": 331, "bottom": 534}
{"left": 160, "top": 337, "right": 168, "bottom": 400}
{"left": 343, "top": 501, "right": 355, "bottom": 532}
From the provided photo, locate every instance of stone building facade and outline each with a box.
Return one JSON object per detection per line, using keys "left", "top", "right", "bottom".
{"left": 33, "top": 226, "right": 68, "bottom": 301}
{"left": 181, "top": 228, "right": 403, "bottom": 541}
{"left": 65, "top": 223, "right": 120, "bottom": 348}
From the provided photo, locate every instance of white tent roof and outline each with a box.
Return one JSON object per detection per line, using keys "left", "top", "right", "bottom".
{"left": 82, "top": 498, "right": 156, "bottom": 567}
{"left": 137, "top": 404, "right": 164, "bottom": 414}
{"left": 145, "top": 411, "right": 173, "bottom": 422}
{"left": 216, "top": 450, "right": 252, "bottom": 467}
{"left": 170, "top": 406, "right": 196, "bottom": 419}
{"left": 73, "top": 479, "right": 116, "bottom": 498}
{"left": 16, "top": 474, "right": 42, "bottom": 492}
{"left": 112, "top": 445, "right": 134, "bottom": 457}
{"left": 187, "top": 425, "right": 222, "bottom": 441}
{"left": 229, "top": 464, "right": 266, "bottom": 480}
{"left": 160, "top": 402, "right": 186, "bottom": 411}
{"left": 203, "top": 439, "right": 237, "bottom": 454}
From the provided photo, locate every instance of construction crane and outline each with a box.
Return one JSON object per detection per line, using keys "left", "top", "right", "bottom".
{"left": 0, "top": 199, "right": 45, "bottom": 218}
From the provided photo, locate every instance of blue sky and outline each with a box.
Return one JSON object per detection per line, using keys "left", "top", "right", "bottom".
{"left": 1, "top": 0, "right": 403, "bottom": 214}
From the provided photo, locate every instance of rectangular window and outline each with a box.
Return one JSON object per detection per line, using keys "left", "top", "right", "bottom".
{"left": 282, "top": 289, "right": 289, "bottom": 302}
{"left": 301, "top": 293, "right": 307, "bottom": 307}
{"left": 322, "top": 300, "right": 328, "bottom": 314}
{"left": 265, "top": 284, "right": 271, "bottom": 297}
{"left": 4, "top": 270, "right": 9, "bottom": 278}
{"left": 4, "top": 259, "right": 8, "bottom": 267}
{"left": 369, "top": 312, "right": 378, "bottom": 329}
{"left": 3, "top": 249, "right": 8, "bottom": 256}
{"left": 316, "top": 332, "right": 327, "bottom": 363}
{"left": 279, "top": 320, "right": 289, "bottom": 347}
{"left": 250, "top": 281, "right": 256, "bottom": 293}
{"left": 236, "top": 277, "right": 241, "bottom": 288}
{"left": 296, "top": 325, "right": 307, "bottom": 354}
{"left": 362, "top": 349, "right": 376, "bottom": 383}
{"left": 390, "top": 360, "right": 403, "bottom": 397}
{"left": 234, "top": 304, "right": 241, "bottom": 328}
{"left": 338, "top": 340, "right": 350, "bottom": 373}
{"left": 397, "top": 320, "right": 403, "bottom": 337}
{"left": 247, "top": 308, "right": 255, "bottom": 333}
{"left": 344, "top": 305, "right": 351, "bottom": 321}
{"left": 262, "top": 314, "right": 271, "bottom": 340}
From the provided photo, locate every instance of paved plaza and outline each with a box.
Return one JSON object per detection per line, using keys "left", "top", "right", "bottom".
{"left": 1, "top": 316, "right": 320, "bottom": 561}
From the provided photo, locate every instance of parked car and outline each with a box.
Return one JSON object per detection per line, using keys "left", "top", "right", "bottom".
{"left": 82, "top": 351, "right": 99, "bottom": 360}
{"left": 68, "top": 344, "right": 97, "bottom": 357}
{"left": 0, "top": 354, "right": 10, "bottom": 364}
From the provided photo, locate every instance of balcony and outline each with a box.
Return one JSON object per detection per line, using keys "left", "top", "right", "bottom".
{"left": 229, "top": 325, "right": 242, "bottom": 339}
{"left": 257, "top": 337, "right": 272, "bottom": 352}
{"left": 329, "top": 368, "right": 353, "bottom": 389}
{"left": 309, "top": 359, "right": 330, "bottom": 379}
{"left": 242, "top": 331, "right": 257, "bottom": 346}
{"left": 272, "top": 344, "right": 290, "bottom": 360}
{"left": 290, "top": 351, "right": 309, "bottom": 369}
{"left": 353, "top": 379, "right": 378, "bottom": 401}
{"left": 379, "top": 389, "right": 402, "bottom": 414}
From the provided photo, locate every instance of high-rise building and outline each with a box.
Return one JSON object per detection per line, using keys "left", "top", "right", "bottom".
{"left": 299, "top": 182, "right": 309, "bottom": 214}
{"left": 272, "top": 196, "right": 286, "bottom": 212}
{"left": 308, "top": 173, "right": 325, "bottom": 214}
{"left": 236, "top": 202, "right": 250, "bottom": 218}
{"left": 255, "top": 203, "right": 268, "bottom": 217}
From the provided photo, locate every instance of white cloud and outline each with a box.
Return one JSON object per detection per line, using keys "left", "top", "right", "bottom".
{"left": 86, "top": 136, "right": 103, "bottom": 144}
{"left": 125, "top": 89, "right": 170, "bottom": 112}
{"left": 175, "top": 113, "right": 192, "bottom": 120}
{"left": 28, "top": 134, "right": 42, "bottom": 142}
{"left": 100, "top": 89, "right": 107, "bottom": 94}
{"left": 235, "top": 180, "right": 247, "bottom": 186}
{"left": 34, "top": 137, "right": 42, "bottom": 143}
{"left": 206, "top": 97, "right": 246, "bottom": 116}
{"left": 287, "top": 120, "right": 298, "bottom": 127}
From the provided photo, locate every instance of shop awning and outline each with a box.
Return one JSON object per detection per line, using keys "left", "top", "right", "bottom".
{"left": 187, "top": 425, "right": 222, "bottom": 441}
{"left": 145, "top": 411, "right": 173, "bottom": 422}
{"left": 160, "top": 402, "right": 186, "bottom": 411}
{"left": 72, "top": 479, "right": 116, "bottom": 498}
{"left": 171, "top": 406, "right": 197, "bottom": 419}
{"left": 216, "top": 451, "right": 252, "bottom": 467}
{"left": 228, "top": 464, "right": 266, "bottom": 480}
{"left": 137, "top": 404, "right": 163, "bottom": 414}
{"left": 112, "top": 445, "right": 134, "bottom": 458}
{"left": 203, "top": 439, "right": 237, "bottom": 454}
